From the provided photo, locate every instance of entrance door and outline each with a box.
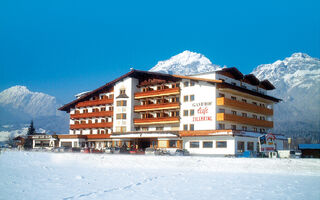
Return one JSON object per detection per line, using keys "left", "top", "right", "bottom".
{"left": 138, "top": 139, "right": 151, "bottom": 150}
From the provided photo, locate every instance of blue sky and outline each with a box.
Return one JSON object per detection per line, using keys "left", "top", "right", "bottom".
{"left": 0, "top": 0, "right": 319, "bottom": 103}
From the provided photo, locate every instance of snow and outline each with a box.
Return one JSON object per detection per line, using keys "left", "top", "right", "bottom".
{"left": 0, "top": 151, "right": 319, "bottom": 200}
{"left": 149, "top": 50, "right": 222, "bottom": 75}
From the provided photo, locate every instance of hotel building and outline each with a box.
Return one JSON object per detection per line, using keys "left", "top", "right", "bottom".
{"left": 58, "top": 67, "right": 285, "bottom": 156}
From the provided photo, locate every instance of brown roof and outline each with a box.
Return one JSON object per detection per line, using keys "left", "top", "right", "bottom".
{"left": 216, "top": 67, "right": 244, "bottom": 80}
{"left": 172, "top": 75, "right": 222, "bottom": 84}
{"left": 243, "top": 74, "right": 260, "bottom": 86}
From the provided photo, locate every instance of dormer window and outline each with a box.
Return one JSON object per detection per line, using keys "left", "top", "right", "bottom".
{"left": 120, "top": 89, "right": 126, "bottom": 95}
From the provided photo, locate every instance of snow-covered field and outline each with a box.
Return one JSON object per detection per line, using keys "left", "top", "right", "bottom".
{"left": 0, "top": 151, "right": 319, "bottom": 200}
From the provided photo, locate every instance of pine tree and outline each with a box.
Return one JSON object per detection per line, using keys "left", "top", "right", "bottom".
{"left": 27, "top": 120, "right": 36, "bottom": 135}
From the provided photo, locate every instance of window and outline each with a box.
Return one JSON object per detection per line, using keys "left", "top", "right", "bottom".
{"left": 189, "top": 124, "right": 194, "bottom": 131}
{"left": 237, "top": 141, "right": 245, "bottom": 153}
{"left": 242, "top": 126, "right": 247, "bottom": 131}
{"left": 231, "top": 96, "right": 237, "bottom": 100}
{"left": 120, "top": 126, "right": 126, "bottom": 132}
{"left": 232, "top": 110, "right": 237, "bottom": 115}
{"left": 219, "top": 93, "right": 225, "bottom": 97}
{"left": 184, "top": 82, "right": 189, "bottom": 87}
{"left": 101, "top": 107, "right": 106, "bottom": 111}
{"left": 190, "top": 81, "right": 195, "bottom": 86}
{"left": 203, "top": 141, "right": 213, "bottom": 148}
{"left": 231, "top": 125, "right": 236, "bottom": 130}
{"left": 190, "top": 95, "right": 195, "bottom": 101}
{"left": 183, "top": 124, "right": 188, "bottom": 131}
{"left": 190, "top": 109, "right": 195, "bottom": 116}
{"left": 184, "top": 95, "right": 189, "bottom": 102}
{"left": 242, "top": 99, "right": 247, "bottom": 103}
{"left": 253, "top": 114, "right": 257, "bottom": 119}
{"left": 183, "top": 110, "right": 189, "bottom": 116}
{"left": 190, "top": 141, "right": 199, "bottom": 148}
{"left": 216, "top": 141, "right": 227, "bottom": 148}
{"left": 218, "top": 123, "right": 225, "bottom": 130}
{"left": 120, "top": 89, "right": 126, "bottom": 95}
{"left": 260, "top": 116, "right": 265, "bottom": 120}
{"left": 116, "top": 113, "right": 126, "bottom": 119}
{"left": 156, "top": 127, "right": 164, "bottom": 131}
{"left": 116, "top": 100, "right": 127, "bottom": 106}
{"left": 219, "top": 108, "right": 225, "bottom": 113}
{"left": 253, "top": 128, "right": 257, "bottom": 132}
{"left": 231, "top": 82, "right": 236, "bottom": 86}
{"left": 169, "top": 140, "right": 177, "bottom": 148}
{"left": 247, "top": 142, "right": 254, "bottom": 151}
{"left": 242, "top": 113, "right": 247, "bottom": 117}
{"left": 252, "top": 102, "right": 257, "bottom": 105}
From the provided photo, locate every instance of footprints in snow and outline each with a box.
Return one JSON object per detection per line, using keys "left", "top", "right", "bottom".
{"left": 63, "top": 175, "right": 165, "bottom": 200}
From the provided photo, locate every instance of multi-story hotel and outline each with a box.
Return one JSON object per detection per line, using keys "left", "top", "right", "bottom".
{"left": 58, "top": 67, "right": 285, "bottom": 155}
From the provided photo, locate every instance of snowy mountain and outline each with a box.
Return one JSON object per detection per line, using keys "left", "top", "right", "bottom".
{"left": 149, "top": 50, "right": 222, "bottom": 75}
{"left": 252, "top": 53, "right": 320, "bottom": 139}
{"left": 0, "top": 86, "right": 69, "bottom": 142}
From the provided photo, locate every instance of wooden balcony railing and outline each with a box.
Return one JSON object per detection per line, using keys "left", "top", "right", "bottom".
{"left": 70, "top": 122, "right": 113, "bottom": 129}
{"left": 70, "top": 111, "right": 113, "bottom": 119}
{"left": 134, "top": 102, "right": 180, "bottom": 112}
{"left": 76, "top": 98, "right": 113, "bottom": 108}
{"left": 134, "top": 88, "right": 180, "bottom": 99}
{"left": 217, "top": 97, "right": 273, "bottom": 115}
{"left": 134, "top": 117, "right": 180, "bottom": 125}
{"left": 216, "top": 113, "right": 273, "bottom": 128}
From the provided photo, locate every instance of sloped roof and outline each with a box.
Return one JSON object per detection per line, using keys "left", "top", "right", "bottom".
{"left": 298, "top": 144, "right": 320, "bottom": 150}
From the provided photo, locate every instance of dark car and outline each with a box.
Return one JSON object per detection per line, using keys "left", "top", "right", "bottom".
{"left": 175, "top": 149, "right": 190, "bottom": 156}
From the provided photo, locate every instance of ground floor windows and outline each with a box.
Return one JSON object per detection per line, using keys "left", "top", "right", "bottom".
{"left": 237, "top": 141, "right": 245, "bottom": 153}
{"left": 203, "top": 141, "right": 213, "bottom": 148}
{"left": 247, "top": 142, "right": 254, "bottom": 151}
{"left": 169, "top": 140, "right": 177, "bottom": 148}
{"left": 216, "top": 141, "right": 227, "bottom": 148}
{"left": 190, "top": 141, "right": 200, "bottom": 148}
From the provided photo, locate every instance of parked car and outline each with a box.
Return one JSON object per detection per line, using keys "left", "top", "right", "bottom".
{"left": 105, "top": 147, "right": 112, "bottom": 154}
{"left": 129, "top": 149, "right": 145, "bottom": 155}
{"left": 175, "top": 149, "right": 190, "bottom": 156}
{"left": 71, "top": 147, "right": 81, "bottom": 152}
{"left": 145, "top": 148, "right": 156, "bottom": 155}
{"left": 238, "top": 151, "right": 253, "bottom": 158}
{"left": 112, "top": 147, "right": 121, "bottom": 154}
{"left": 54, "top": 147, "right": 66, "bottom": 153}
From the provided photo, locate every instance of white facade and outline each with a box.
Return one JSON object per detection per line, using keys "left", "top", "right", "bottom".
{"left": 179, "top": 79, "right": 217, "bottom": 131}
{"left": 113, "top": 77, "right": 139, "bottom": 132}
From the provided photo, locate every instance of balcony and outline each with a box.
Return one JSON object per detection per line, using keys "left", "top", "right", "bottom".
{"left": 134, "top": 102, "right": 180, "bottom": 112}
{"left": 70, "top": 111, "right": 113, "bottom": 119}
{"left": 76, "top": 98, "right": 113, "bottom": 108}
{"left": 217, "top": 97, "right": 273, "bottom": 115}
{"left": 134, "top": 88, "right": 180, "bottom": 99}
{"left": 70, "top": 122, "right": 113, "bottom": 129}
{"left": 216, "top": 113, "right": 273, "bottom": 128}
{"left": 134, "top": 117, "right": 180, "bottom": 125}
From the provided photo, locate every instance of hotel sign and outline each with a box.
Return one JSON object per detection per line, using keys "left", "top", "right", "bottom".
{"left": 259, "top": 133, "right": 276, "bottom": 152}
{"left": 192, "top": 102, "right": 213, "bottom": 122}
